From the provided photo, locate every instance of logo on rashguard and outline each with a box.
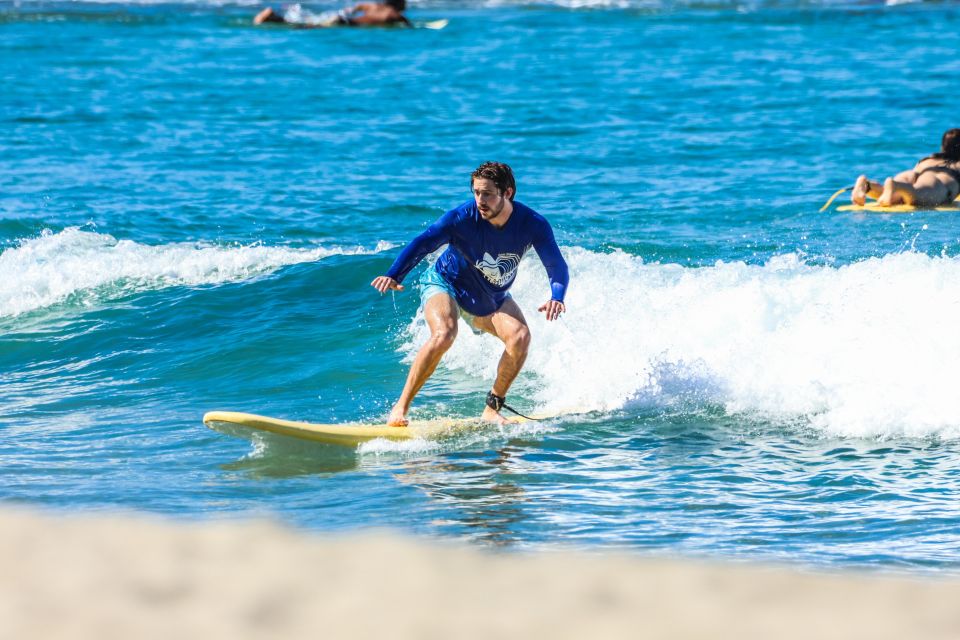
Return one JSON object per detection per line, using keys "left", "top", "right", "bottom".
{"left": 475, "top": 252, "right": 522, "bottom": 287}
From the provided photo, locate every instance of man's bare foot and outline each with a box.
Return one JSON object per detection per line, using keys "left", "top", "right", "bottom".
{"left": 253, "top": 7, "right": 279, "bottom": 24}
{"left": 480, "top": 405, "right": 514, "bottom": 425}
{"left": 852, "top": 175, "right": 871, "bottom": 205}
{"left": 386, "top": 405, "right": 409, "bottom": 427}
{"left": 877, "top": 177, "right": 905, "bottom": 207}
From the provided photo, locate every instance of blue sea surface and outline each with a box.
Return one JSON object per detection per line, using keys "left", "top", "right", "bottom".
{"left": 3, "top": 0, "right": 960, "bottom": 570}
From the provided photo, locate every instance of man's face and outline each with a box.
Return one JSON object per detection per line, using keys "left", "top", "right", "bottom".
{"left": 472, "top": 177, "right": 511, "bottom": 221}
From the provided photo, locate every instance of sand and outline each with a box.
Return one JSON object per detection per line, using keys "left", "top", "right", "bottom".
{"left": 1, "top": 507, "right": 958, "bottom": 640}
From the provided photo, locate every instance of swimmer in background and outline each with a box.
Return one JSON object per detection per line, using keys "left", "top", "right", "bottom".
{"left": 852, "top": 129, "right": 960, "bottom": 207}
{"left": 253, "top": 0, "right": 410, "bottom": 27}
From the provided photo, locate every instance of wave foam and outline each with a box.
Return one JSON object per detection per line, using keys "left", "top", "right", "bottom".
{"left": 404, "top": 249, "right": 960, "bottom": 439}
{"left": 0, "top": 228, "right": 391, "bottom": 318}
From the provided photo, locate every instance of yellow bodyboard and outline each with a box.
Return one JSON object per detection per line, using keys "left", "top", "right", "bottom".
{"left": 203, "top": 410, "right": 536, "bottom": 447}
{"left": 833, "top": 192, "right": 960, "bottom": 213}
{"left": 836, "top": 202, "right": 960, "bottom": 213}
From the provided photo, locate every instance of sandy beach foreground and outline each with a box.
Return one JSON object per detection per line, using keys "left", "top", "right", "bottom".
{"left": 1, "top": 508, "right": 957, "bottom": 640}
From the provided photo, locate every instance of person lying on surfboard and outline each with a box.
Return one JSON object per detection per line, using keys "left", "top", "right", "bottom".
{"left": 371, "top": 162, "right": 569, "bottom": 427}
{"left": 253, "top": 0, "right": 410, "bottom": 27}
{"left": 851, "top": 128, "right": 960, "bottom": 208}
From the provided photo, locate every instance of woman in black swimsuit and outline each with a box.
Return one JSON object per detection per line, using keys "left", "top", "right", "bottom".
{"left": 852, "top": 128, "right": 960, "bottom": 207}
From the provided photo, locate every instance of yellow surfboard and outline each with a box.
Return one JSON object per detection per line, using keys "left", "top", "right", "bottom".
{"left": 821, "top": 185, "right": 960, "bottom": 213}
{"left": 203, "top": 410, "right": 540, "bottom": 448}
{"left": 836, "top": 202, "right": 960, "bottom": 213}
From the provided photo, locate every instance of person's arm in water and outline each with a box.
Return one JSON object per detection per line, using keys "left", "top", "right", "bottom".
{"left": 370, "top": 211, "right": 457, "bottom": 293}
{"left": 532, "top": 219, "right": 569, "bottom": 321}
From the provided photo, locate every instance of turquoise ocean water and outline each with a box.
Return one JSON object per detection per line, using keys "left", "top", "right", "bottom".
{"left": 3, "top": 0, "right": 960, "bottom": 570}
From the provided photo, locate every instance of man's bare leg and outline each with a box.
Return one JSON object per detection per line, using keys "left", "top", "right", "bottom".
{"left": 470, "top": 298, "right": 532, "bottom": 425}
{"left": 386, "top": 294, "right": 459, "bottom": 427}
{"left": 852, "top": 175, "right": 881, "bottom": 205}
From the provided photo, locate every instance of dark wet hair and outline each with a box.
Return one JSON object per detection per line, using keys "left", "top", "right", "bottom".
{"left": 384, "top": 0, "right": 405, "bottom": 9}
{"left": 471, "top": 162, "right": 516, "bottom": 201}
{"left": 936, "top": 129, "right": 960, "bottom": 162}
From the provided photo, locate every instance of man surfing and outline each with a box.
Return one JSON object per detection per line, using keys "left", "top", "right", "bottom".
{"left": 371, "top": 162, "right": 569, "bottom": 426}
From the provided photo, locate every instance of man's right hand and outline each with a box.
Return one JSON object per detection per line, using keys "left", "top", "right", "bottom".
{"left": 371, "top": 275, "right": 404, "bottom": 294}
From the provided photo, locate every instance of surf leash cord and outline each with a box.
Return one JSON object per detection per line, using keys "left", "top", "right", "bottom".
{"left": 486, "top": 392, "right": 538, "bottom": 421}
{"left": 819, "top": 185, "right": 856, "bottom": 212}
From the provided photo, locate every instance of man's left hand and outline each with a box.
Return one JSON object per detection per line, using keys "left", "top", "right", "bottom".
{"left": 538, "top": 299, "right": 565, "bottom": 321}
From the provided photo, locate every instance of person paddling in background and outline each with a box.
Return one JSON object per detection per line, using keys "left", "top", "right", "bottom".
{"left": 370, "top": 162, "right": 569, "bottom": 427}
{"left": 852, "top": 128, "right": 960, "bottom": 207}
{"left": 254, "top": 0, "right": 410, "bottom": 27}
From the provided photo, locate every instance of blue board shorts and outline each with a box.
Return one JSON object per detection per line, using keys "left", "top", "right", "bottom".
{"left": 419, "top": 264, "right": 507, "bottom": 336}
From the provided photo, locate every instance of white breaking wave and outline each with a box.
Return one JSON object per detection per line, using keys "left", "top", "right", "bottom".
{"left": 0, "top": 227, "right": 392, "bottom": 318}
{"left": 404, "top": 248, "right": 960, "bottom": 439}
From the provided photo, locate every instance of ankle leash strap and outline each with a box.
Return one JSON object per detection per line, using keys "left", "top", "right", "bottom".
{"left": 486, "top": 392, "right": 538, "bottom": 421}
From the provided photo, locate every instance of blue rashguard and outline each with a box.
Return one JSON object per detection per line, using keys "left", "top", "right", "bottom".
{"left": 385, "top": 200, "right": 569, "bottom": 317}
